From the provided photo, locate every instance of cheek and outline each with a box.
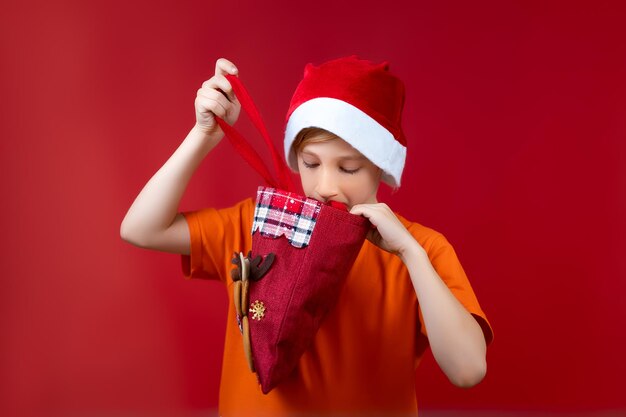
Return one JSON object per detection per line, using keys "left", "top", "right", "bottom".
{"left": 344, "top": 172, "right": 380, "bottom": 202}
{"left": 347, "top": 178, "right": 374, "bottom": 196}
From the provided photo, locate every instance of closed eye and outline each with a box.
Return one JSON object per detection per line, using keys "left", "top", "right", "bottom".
{"left": 340, "top": 167, "right": 360, "bottom": 174}
{"left": 303, "top": 161, "right": 360, "bottom": 174}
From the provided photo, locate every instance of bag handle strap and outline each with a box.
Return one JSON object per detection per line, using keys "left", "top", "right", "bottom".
{"left": 214, "top": 75, "right": 296, "bottom": 192}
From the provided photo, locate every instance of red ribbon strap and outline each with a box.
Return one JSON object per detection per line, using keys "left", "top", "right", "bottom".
{"left": 215, "top": 75, "right": 296, "bottom": 192}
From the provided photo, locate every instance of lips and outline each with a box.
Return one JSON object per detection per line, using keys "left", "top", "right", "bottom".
{"left": 326, "top": 200, "right": 349, "bottom": 211}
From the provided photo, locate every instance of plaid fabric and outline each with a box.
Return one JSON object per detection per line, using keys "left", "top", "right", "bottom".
{"left": 252, "top": 186, "right": 322, "bottom": 248}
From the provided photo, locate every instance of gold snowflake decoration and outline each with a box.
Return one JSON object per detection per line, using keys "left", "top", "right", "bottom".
{"left": 249, "top": 300, "right": 266, "bottom": 321}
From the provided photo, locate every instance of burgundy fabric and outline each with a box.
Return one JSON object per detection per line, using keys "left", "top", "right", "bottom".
{"left": 248, "top": 188, "right": 370, "bottom": 394}
{"left": 214, "top": 76, "right": 370, "bottom": 394}
{"left": 285, "top": 55, "right": 407, "bottom": 146}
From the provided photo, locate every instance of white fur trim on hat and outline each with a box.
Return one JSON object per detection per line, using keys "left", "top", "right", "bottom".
{"left": 284, "top": 97, "right": 406, "bottom": 187}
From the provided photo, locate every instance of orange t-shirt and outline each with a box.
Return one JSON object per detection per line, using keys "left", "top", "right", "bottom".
{"left": 181, "top": 198, "right": 493, "bottom": 417}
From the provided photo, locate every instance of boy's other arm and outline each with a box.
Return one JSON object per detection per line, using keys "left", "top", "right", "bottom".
{"left": 120, "top": 58, "right": 240, "bottom": 255}
{"left": 350, "top": 203, "right": 487, "bottom": 388}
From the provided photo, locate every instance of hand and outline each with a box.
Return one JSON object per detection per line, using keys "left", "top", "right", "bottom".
{"left": 350, "top": 203, "right": 418, "bottom": 258}
{"left": 194, "top": 58, "right": 242, "bottom": 136}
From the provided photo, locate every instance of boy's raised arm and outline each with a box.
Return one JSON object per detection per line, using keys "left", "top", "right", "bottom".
{"left": 120, "top": 58, "right": 240, "bottom": 255}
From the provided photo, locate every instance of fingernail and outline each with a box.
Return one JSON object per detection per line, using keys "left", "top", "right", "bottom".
{"left": 231, "top": 66, "right": 238, "bottom": 74}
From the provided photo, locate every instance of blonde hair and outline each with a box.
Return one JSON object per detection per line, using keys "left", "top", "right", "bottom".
{"left": 291, "top": 127, "right": 386, "bottom": 186}
{"left": 292, "top": 127, "right": 340, "bottom": 155}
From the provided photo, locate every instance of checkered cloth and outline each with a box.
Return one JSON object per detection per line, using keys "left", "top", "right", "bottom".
{"left": 252, "top": 187, "right": 322, "bottom": 248}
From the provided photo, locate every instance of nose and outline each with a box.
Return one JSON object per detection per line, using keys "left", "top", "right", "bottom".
{"left": 315, "top": 168, "right": 339, "bottom": 202}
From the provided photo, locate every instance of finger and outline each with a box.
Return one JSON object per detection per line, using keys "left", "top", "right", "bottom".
{"left": 197, "top": 87, "right": 233, "bottom": 114}
{"left": 349, "top": 204, "right": 365, "bottom": 215}
{"left": 350, "top": 206, "right": 377, "bottom": 227}
{"left": 215, "top": 57, "right": 238, "bottom": 77}
{"left": 366, "top": 229, "right": 384, "bottom": 249}
{"left": 198, "top": 86, "right": 234, "bottom": 110}
{"left": 367, "top": 228, "right": 378, "bottom": 243}
{"left": 202, "top": 75, "right": 238, "bottom": 103}
{"left": 195, "top": 95, "right": 228, "bottom": 119}
{"left": 349, "top": 204, "right": 374, "bottom": 217}
{"left": 195, "top": 97, "right": 225, "bottom": 119}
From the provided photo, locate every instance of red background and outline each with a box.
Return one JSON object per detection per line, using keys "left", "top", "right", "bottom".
{"left": 1, "top": 1, "right": 625, "bottom": 416}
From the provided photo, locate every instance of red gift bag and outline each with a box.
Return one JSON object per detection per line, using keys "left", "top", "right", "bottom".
{"left": 216, "top": 76, "right": 370, "bottom": 394}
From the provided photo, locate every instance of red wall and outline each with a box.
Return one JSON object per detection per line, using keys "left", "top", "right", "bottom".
{"left": 1, "top": 1, "right": 625, "bottom": 416}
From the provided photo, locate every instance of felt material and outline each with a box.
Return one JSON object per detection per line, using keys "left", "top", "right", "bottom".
{"left": 233, "top": 280, "right": 242, "bottom": 317}
{"left": 215, "top": 75, "right": 371, "bottom": 394}
{"left": 284, "top": 56, "right": 407, "bottom": 187}
{"left": 247, "top": 187, "right": 370, "bottom": 394}
{"left": 182, "top": 199, "right": 493, "bottom": 414}
{"left": 242, "top": 279, "right": 250, "bottom": 315}
{"left": 242, "top": 316, "right": 254, "bottom": 372}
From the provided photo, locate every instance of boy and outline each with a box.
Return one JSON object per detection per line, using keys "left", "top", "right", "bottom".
{"left": 121, "top": 56, "right": 492, "bottom": 416}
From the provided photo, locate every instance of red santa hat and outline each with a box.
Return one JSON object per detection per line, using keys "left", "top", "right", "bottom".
{"left": 284, "top": 55, "right": 407, "bottom": 187}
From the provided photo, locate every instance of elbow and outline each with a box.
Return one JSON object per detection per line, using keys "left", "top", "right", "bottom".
{"left": 448, "top": 359, "right": 487, "bottom": 389}
{"left": 120, "top": 219, "right": 133, "bottom": 243}
{"left": 120, "top": 219, "right": 144, "bottom": 247}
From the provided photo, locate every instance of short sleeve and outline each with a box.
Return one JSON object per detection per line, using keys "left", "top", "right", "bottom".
{"left": 422, "top": 234, "right": 494, "bottom": 345}
{"left": 180, "top": 198, "right": 255, "bottom": 284}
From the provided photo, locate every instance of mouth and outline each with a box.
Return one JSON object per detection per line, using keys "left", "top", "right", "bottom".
{"left": 326, "top": 200, "right": 350, "bottom": 211}
{"left": 305, "top": 194, "right": 350, "bottom": 209}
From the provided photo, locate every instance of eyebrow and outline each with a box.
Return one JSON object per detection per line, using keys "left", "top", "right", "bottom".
{"left": 300, "top": 150, "right": 366, "bottom": 161}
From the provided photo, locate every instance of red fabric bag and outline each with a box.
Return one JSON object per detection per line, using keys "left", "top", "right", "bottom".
{"left": 216, "top": 76, "right": 370, "bottom": 394}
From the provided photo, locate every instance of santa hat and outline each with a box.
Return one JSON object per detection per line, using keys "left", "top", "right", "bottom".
{"left": 284, "top": 56, "right": 407, "bottom": 187}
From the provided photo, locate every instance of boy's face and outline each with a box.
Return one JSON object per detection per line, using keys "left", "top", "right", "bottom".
{"left": 297, "top": 137, "right": 382, "bottom": 209}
